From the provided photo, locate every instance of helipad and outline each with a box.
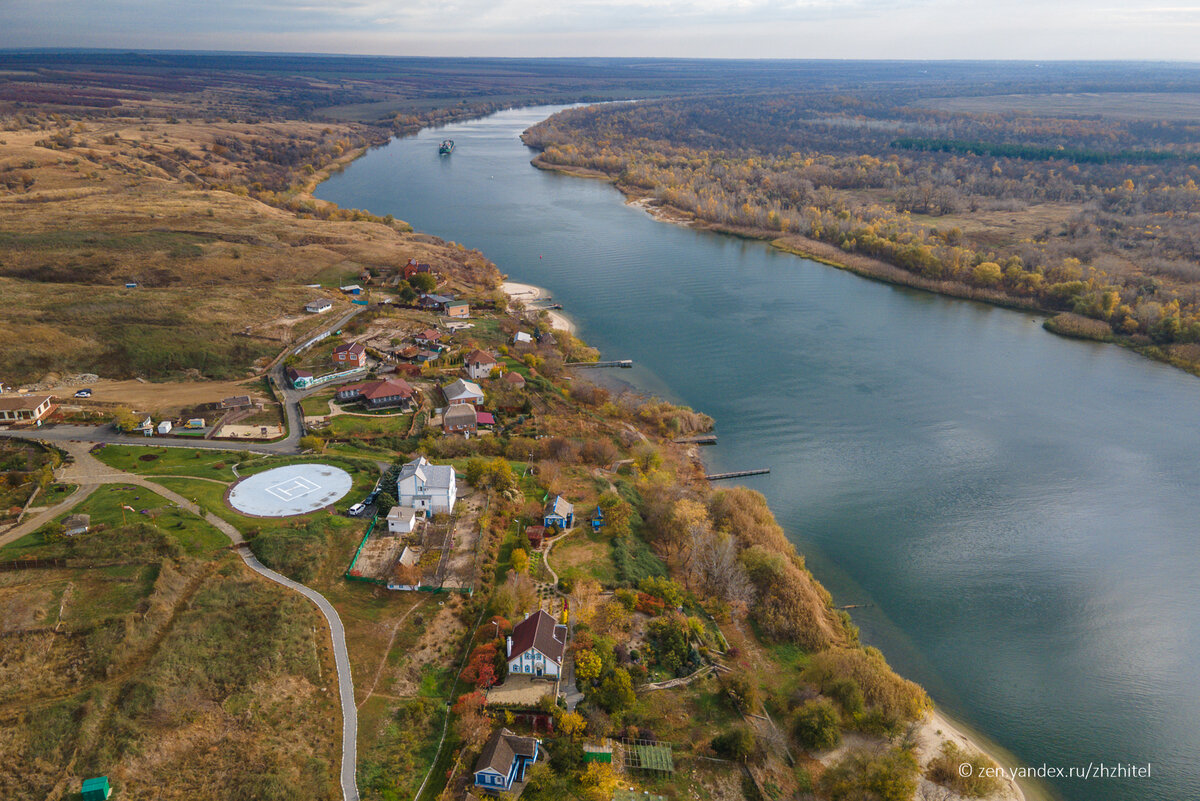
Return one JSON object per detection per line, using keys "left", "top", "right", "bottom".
{"left": 227, "top": 463, "right": 353, "bottom": 517}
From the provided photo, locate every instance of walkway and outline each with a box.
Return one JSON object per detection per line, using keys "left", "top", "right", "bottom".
{"left": 0, "top": 438, "right": 360, "bottom": 801}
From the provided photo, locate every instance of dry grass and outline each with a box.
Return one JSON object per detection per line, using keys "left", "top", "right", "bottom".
{"left": 0, "top": 111, "right": 497, "bottom": 384}
{"left": 922, "top": 92, "right": 1200, "bottom": 121}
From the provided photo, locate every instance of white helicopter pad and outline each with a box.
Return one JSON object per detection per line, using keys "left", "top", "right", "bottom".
{"left": 227, "top": 463, "right": 353, "bottom": 517}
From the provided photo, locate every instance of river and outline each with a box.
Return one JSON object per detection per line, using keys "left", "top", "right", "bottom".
{"left": 316, "top": 105, "right": 1200, "bottom": 801}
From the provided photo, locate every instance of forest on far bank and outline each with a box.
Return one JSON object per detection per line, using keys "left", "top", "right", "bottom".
{"left": 523, "top": 81, "right": 1200, "bottom": 369}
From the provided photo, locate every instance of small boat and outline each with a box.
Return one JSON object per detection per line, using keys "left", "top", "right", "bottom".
{"left": 439, "top": 139, "right": 454, "bottom": 155}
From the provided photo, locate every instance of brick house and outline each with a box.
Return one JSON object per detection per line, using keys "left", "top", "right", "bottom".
{"left": 336, "top": 378, "right": 415, "bottom": 410}
{"left": 333, "top": 342, "right": 367, "bottom": 368}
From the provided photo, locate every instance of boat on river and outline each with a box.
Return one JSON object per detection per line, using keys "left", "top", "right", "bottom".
{"left": 438, "top": 139, "right": 454, "bottom": 155}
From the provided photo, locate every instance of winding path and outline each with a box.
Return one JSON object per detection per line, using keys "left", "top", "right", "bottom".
{"left": 0, "top": 440, "right": 360, "bottom": 801}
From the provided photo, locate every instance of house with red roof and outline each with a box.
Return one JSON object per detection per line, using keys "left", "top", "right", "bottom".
{"left": 336, "top": 378, "right": 415, "bottom": 410}
{"left": 332, "top": 342, "right": 366, "bottom": 368}
{"left": 506, "top": 610, "right": 567, "bottom": 679}
{"left": 414, "top": 328, "right": 442, "bottom": 348}
{"left": 403, "top": 258, "right": 433, "bottom": 280}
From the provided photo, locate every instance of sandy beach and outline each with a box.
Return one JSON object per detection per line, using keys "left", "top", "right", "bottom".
{"left": 500, "top": 280, "right": 576, "bottom": 333}
{"left": 816, "top": 705, "right": 1031, "bottom": 801}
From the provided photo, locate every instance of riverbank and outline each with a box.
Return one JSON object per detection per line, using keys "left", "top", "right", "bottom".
{"left": 537, "top": 155, "right": 1200, "bottom": 383}
{"left": 499, "top": 280, "right": 577, "bottom": 333}
{"left": 315, "top": 112, "right": 1043, "bottom": 801}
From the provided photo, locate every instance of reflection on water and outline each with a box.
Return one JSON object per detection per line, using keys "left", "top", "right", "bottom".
{"left": 316, "top": 106, "right": 1200, "bottom": 801}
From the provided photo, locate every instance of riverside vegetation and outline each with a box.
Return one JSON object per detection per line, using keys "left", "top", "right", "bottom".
{"left": 0, "top": 54, "right": 1029, "bottom": 800}
{"left": 523, "top": 79, "right": 1200, "bottom": 377}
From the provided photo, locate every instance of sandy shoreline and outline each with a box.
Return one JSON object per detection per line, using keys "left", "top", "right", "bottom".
{"left": 500, "top": 280, "right": 576, "bottom": 333}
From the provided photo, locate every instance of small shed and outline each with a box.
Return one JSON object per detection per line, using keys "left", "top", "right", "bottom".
{"left": 81, "top": 776, "right": 111, "bottom": 800}
{"left": 156, "top": 420, "right": 173, "bottom": 435}
{"left": 525, "top": 525, "right": 545, "bottom": 550}
{"left": 64, "top": 514, "right": 91, "bottom": 537}
{"left": 387, "top": 506, "right": 417, "bottom": 535}
{"left": 582, "top": 742, "right": 613, "bottom": 764}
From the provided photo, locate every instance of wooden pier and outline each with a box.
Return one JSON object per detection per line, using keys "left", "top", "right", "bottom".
{"left": 705, "top": 468, "right": 770, "bottom": 481}
{"left": 674, "top": 434, "right": 718, "bottom": 445}
{"left": 567, "top": 359, "right": 634, "bottom": 369}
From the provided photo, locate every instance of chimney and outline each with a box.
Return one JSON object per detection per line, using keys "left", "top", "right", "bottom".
{"left": 506, "top": 635, "right": 512, "bottom": 658}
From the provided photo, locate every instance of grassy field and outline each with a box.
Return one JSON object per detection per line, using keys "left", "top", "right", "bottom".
{"left": 1, "top": 483, "right": 229, "bottom": 559}
{"left": 92, "top": 443, "right": 244, "bottom": 480}
{"left": 0, "top": 505, "right": 341, "bottom": 799}
{"left": 301, "top": 389, "right": 338, "bottom": 416}
{"left": 326, "top": 412, "right": 413, "bottom": 437}
{"left": 550, "top": 527, "right": 618, "bottom": 585}
{"left": 0, "top": 107, "right": 502, "bottom": 384}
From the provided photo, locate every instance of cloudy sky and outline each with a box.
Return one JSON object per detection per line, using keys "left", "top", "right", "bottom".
{"left": 2, "top": 0, "right": 1196, "bottom": 59}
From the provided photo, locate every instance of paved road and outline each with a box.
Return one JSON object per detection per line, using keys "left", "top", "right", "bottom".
{"left": 270, "top": 306, "right": 367, "bottom": 451}
{"left": 0, "top": 439, "right": 361, "bottom": 800}
{"left": 0, "top": 305, "right": 368, "bottom": 459}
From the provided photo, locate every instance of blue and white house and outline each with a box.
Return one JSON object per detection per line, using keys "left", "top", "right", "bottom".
{"left": 473, "top": 728, "right": 540, "bottom": 793}
{"left": 543, "top": 496, "right": 574, "bottom": 529}
{"left": 506, "top": 609, "right": 567, "bottom": 680}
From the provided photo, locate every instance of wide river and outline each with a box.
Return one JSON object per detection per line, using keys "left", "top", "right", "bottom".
{"left": 317, "top": 106, "right": 1200, "bottom": 801}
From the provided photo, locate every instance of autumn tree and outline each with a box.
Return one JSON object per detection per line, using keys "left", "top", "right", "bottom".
{"left": 511, "top": 547, "right": 529, "bottom": 574}
{"left": 574, "top": 649, "right": 602, "bottom": 685}
{"left": 463, "top": 642, "right": 499, "bottom": 689}
{"left": 451, "top": 692, "right": 492, "bottom": 750}
{"left": 580, "top": 762, "right": 619, "bottom": 801}
{"left": 557, "top": 710, "right": 587, "bottom": 740}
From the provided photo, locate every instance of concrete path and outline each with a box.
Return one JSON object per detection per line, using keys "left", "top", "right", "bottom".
{"left": 238, "top": 548, "right": 359, "bottom": 801}
{"left": 0, "top": 437, "right": 361, "bottom": 801}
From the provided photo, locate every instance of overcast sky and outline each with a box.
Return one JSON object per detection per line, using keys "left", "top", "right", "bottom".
{"left": 2, "top": 0, "right": 1197, "bottom": 60}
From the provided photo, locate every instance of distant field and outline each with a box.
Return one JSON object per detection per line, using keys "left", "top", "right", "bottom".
{"left": 921, "top": 92, "right": 1200, "bottom": 120}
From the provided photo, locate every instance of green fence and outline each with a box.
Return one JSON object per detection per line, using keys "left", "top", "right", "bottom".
{"left": 344, "top": 515, "right": 385, "bottom": 584}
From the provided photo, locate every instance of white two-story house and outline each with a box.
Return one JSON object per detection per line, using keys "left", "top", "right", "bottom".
{"left": 396, "top": 456, "right": 457, "bottom": 516}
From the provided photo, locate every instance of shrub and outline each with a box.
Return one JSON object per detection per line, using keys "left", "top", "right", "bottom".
{"left": 711, "top": 725, "right": 756, "bottom": 761}
{"left": 926, "top": 741, "right": 1003, "bottom": 798}
{"left": 818, "top": 747, "right": 919, "bottom": 801}
{"left": 802, "top": 647, "right": 929, "bottom": 728}
{"left": 792, "top": 698, "right": 841, "bottom": 751}
{"left": 718, "top": 669, "right": 759, "bottom": 713}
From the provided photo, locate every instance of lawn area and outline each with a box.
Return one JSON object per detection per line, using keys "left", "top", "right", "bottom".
{"left": 92, "top": 444, "right": 243, "bottom": 480}
{"left": 550, "top": 527, "right": 617, "bottom": 585}
{"left": 1, "top": 483, "right": 230, "bottom": 558}
{"left": 301, "top": 390, "right": 337, "bottom": 416}
{"left": 326, "top": 412, "right": 413, "bottom": 437}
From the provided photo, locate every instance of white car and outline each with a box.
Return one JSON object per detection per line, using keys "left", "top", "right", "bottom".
{"left": 74, "top": 389, "right": 93, "bottom": 398}
{"left": 348, "top": 503, "right": 366, "bottom": 517}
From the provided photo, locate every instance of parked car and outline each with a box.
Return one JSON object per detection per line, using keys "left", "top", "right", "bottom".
{"left": 74, "top": 389, "right": 93, "bottom": 398}
{"left": 348, "top": 503, "right": 367, "bottom": 517}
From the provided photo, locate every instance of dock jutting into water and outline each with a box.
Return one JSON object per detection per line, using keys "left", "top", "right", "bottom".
{"left": 567, "top": 359, "right": 634, "bottom": 368}
{"left": 674, "top": 434, "right": 718, "bottom": 445}
{"left": 705, "top": 468, "right": 770, "bottom": 481}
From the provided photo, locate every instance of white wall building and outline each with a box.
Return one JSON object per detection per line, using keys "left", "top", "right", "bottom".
{"left": 506, "top": 610, "right": 567, "bottom": 680}
{"left": 396, "top": 456, "right": 457, "bottom": 516}
{"left": 386, "top": 506, "right": 417, "bottom": 534}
